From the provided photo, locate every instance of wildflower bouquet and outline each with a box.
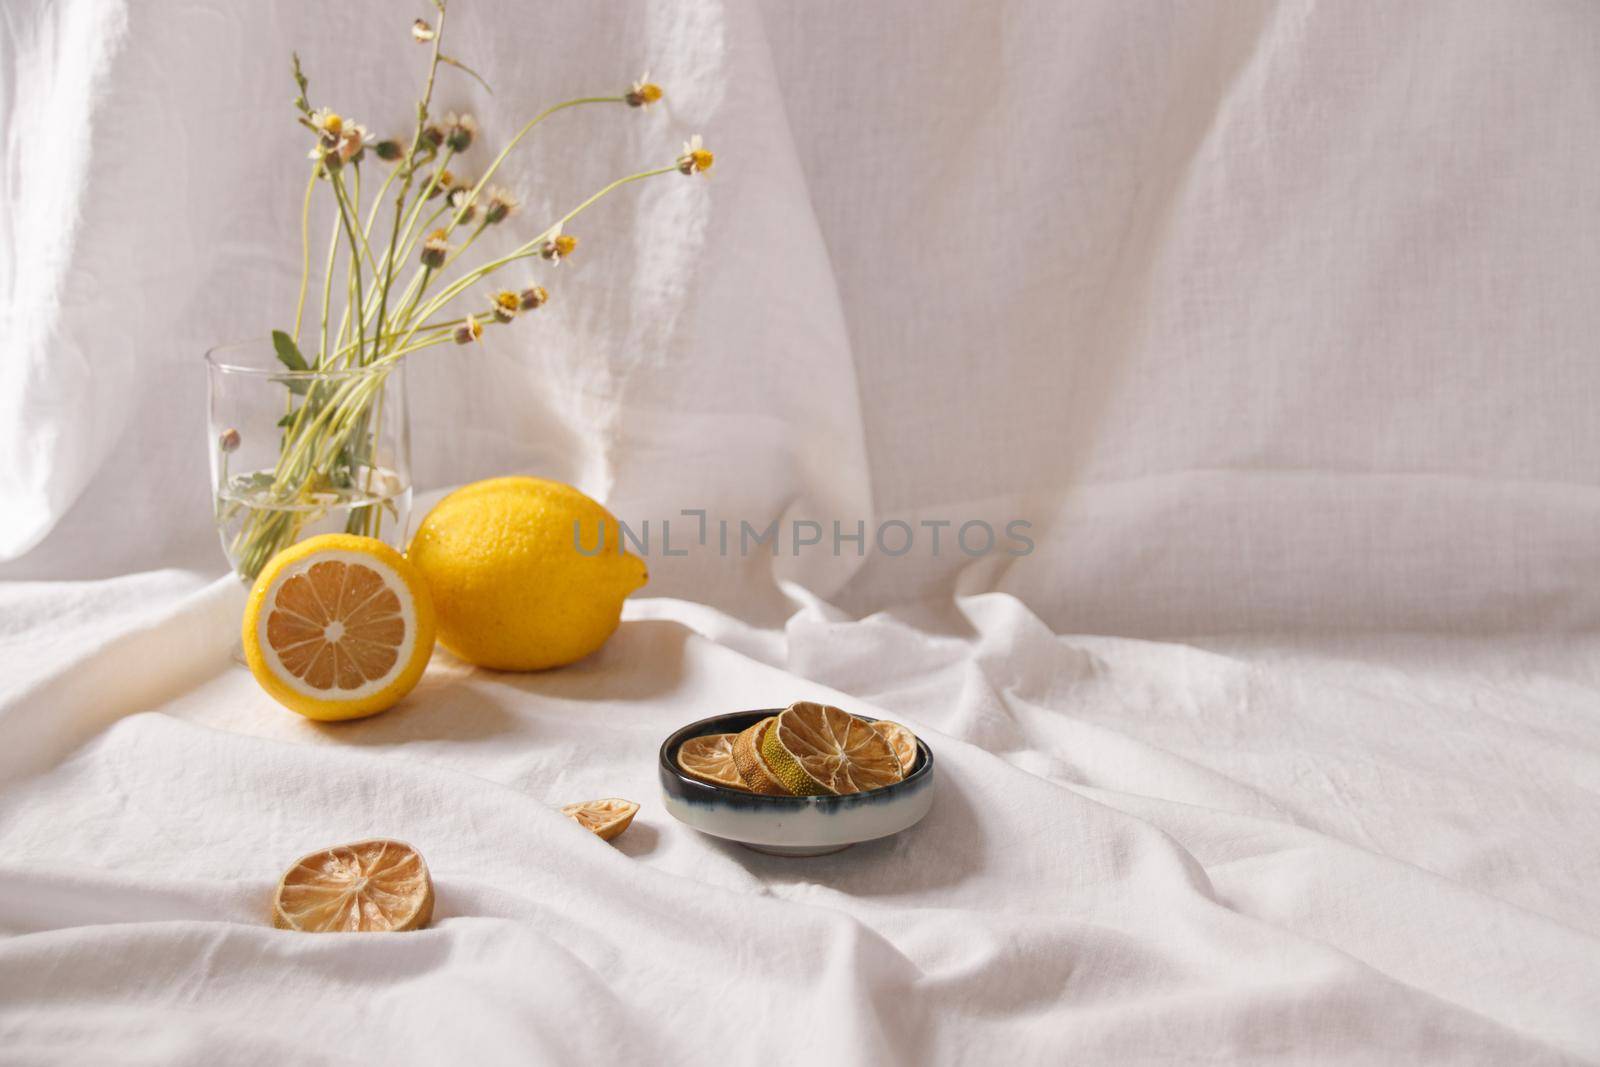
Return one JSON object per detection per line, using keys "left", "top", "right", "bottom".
{"left": 220, "top": 1, "right": 710, "bottom": 581}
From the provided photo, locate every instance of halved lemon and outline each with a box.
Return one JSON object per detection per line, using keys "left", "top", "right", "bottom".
{"left": 760, "top": 701, "right": 904, "bottom": 795}
{"left": 272, "top": 839, "right": 433, "bottom": 932}
{"left": 731, "top": 717, "right": 789, "bottom": 795}
{"left": 243, "top": 534, "right": 436, "bottom": 721}
{"left": 562, "top": 798, "right": 640, "bottom": 841}
{"left": 677, "top": 734, "right": 748, "bottom": 790}
{"left": 871, "top": 720, "right": 920, "bottom": 775}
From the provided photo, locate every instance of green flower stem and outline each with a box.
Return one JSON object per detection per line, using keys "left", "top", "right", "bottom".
{"left": 275, "top": 182, "right": 341, "bottom": 465}
{"left": 374, "top": 150, "right": 454, "bottom": 363}
{"left": 315, "top": 196, "right": 341, "bottom": 367}
{"left": 400, "top": 164, "right": 677, "bottom": 346}
{"left": 330, "top": 169, "right": 380, "bottom": 363}
{"left": 387, "top": 148, "right": 455, "bottom": 274}
{"left": 386, "top": 265, "right": 435, "bottom": 341}
{"left": 364, "top": 100, "right": 633, "bottom": 359}
{"left": 269, "top": 327, "right": 459, "bottom": 491}
{"left": 292, "top": 166, "right": 317, "bottom": 345}
{"left": 441, "top": 217, "right": 489, "bottom": 270}
{"left": 439, "top": 96, "right": 623, "bottom": 239}
{"left": 350, "top": 160, "right": 408, "bottom": 346}
{"left": 381, "top": 201, "right": 453, "bottom": 323}
{"left": 362, "top": 160, "right": 402, "bottom": 242}
{"left": 360, "top": 373, "right": 393, "bottom": 537}
{"left": 263, "top": 331, "right": 441, "bottom": 517}
{"left": 375, "top": 6, "right": 450, "bottom": 367}
{"left": 348, "top": 167, "right": 366, "bottom": 359}
{"left": 383, "top": 216, "right": 484, "bottom": 341}
{"left": 351, "top": 197, "right": 447, "bottom": 344}
{"left": 284, "top": 333, "right": 458, "bottom": 486}
{"left": 324, "top": 319, "right": 461, "bottom": 365}
{"left": 374, "top": 98, "right": 622, "bottom": 346}
{"left": 333, "top": 166, "right": 381, "bottom": 279}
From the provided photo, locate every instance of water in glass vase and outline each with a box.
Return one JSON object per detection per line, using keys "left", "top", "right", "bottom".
{"left": 216, "top": 466, "right": 413, "bottom": 583}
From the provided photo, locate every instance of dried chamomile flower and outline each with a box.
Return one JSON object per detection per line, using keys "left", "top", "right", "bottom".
{"left": 541, "top": 224, "right": 577, "bottom": 265}
{"left": 447, "top": 186, "right": 477, "bottom": 223}
{"left": 677, "top": 134, "right": 713, "bottom": 176}
{"left": 336, "top": 124, "right": 372, "bottom": 165}
{"left": 219, "top": 428, "right": 242, "bottom": 453}
{"left": 426, "top": 169, "right": 454, "bottom": 199}
{"left": 306, "top": 111, "right": 372, "bottom": 172}
{"left": 483, "top": 185, "right": 519, "bottom": 225}
{"left": 374, "top": 139, "right": 404, "bottom": 161}
{"left": 422, "top": 123, "right": 446, "bottom": 148}
{"left": 420, "top": 229, "right": 450, "bottom": 268}
{"left": 454, "top": 314, "right": 483, "bottom": 345}
{"left": 310, "top": 107, "right": 344, "bottom": 139}
{"left": 518, "top": 285, "right": 548, "bottom": 311}
{"left": 411, "top": 19, "right": 436, "bottom": 43}
{"left": 625, "top": 71, "right": 663, "bottom": 108}
{"left": 490, "top": 290, "right": 521, "bottom": 324}
{"left": 444, "top": 111, "right": 477, "bottom": 152}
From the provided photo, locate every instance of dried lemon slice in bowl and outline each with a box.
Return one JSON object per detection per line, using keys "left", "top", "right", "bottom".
{"left": 871, "top": 720, "right": 920, "bottom": 775}
{"left": 761, "top": 701, "right": 904, "bottom": 795}
{"left": 731, "top": 716, "right": 789, "bottom": 795}
{"left": 677, "top": 734, "right": 748, "bottom": 790}
{"left": 273, "top": 839, "right": 433, "bottom": 932}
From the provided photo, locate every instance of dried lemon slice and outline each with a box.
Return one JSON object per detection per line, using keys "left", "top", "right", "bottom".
{"left": 677, "top": 734, "right": 748, "bottom": 790}
{"left": 562, "top": 798, "right": 640, "bottom": 841}
{"left": 731, "top": 716, "right": 790, "bottom": 795}
{"left": 760, "top": 701, "right": 904, "bottom": 795}
{"left": 272, "top": 839, "right": 433, "bottom": 932}
{"left": 871, "top": 720, "right": 919, "bottom": 775}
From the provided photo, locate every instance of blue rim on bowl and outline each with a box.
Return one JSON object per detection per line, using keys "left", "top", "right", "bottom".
{"left": 658, "top": 708, "right": 935, "bottom": 855}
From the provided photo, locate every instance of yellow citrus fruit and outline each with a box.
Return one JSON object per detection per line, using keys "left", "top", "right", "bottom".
{"left": 243, "top": 534, "right": 436, "bottom": 721}
{"left": 731, "top": 717, "right": 790, "bottom": 795}
{"left": 407, "top": 477, "right": 648, "bottom": 671}
{"left": 761, "top": 701, "right": 905, "bottom": 795}
{"left": 272, "top": 840, "right": 434, "bottom": 932}
{"left": 677, "top": 734, "right": 748, "bottom": 790}
{"left": 871, "top": 720, "right": 920, "bottom": 775}
{"left": 562, "top": 798, "right": 640, "bottom": 841}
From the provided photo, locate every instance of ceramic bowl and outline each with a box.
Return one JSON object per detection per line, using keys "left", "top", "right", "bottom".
{"left": 659, "top": 709, "right": 935, "bottom": 856}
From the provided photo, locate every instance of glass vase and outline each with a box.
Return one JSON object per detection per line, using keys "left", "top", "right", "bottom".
{"left": 206, "top": 338, "right": 413, "bottom": 585}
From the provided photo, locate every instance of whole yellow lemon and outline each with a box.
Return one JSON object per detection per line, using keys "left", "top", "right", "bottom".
{"left": 407, "top": 477, "right": 648, "bottom": 670}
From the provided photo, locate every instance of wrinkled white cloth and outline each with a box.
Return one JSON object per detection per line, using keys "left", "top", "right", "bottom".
{"left": 3, "top": 576, "right": 1600, "bottom": 1064}
{"left": 4, "top": 0, "right": 1600, "bottom": 1062}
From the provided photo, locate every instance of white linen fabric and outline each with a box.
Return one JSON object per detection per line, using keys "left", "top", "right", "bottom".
{"left": 3, "top": 577, "right": 1600, "bottom": 1063}
{"left": 3, "top": 0, "right": 1599, "bottom": 1063}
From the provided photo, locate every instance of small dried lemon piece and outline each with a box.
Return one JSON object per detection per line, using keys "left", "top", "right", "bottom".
{"left": 272, "top": 839, "right": 433, "bottom": 932}
{"left": 677, "top": 733, "right": 748, "bottom": 790}
{"left": 761, "top": 701, "right": 904, "bottom": 795}
{"left": 871, "top": 720, "right": 919, "bottom": 775}
{"left": 731, "top": 717, "right": 790, "bottom": 795}
{"left": 562, "top": 798, "right": 640, "bottom": 841}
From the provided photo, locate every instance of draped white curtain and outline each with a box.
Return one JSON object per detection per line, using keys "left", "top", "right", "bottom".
{"left": 5, "top": 0, "right": 1597, "bottom": 636}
